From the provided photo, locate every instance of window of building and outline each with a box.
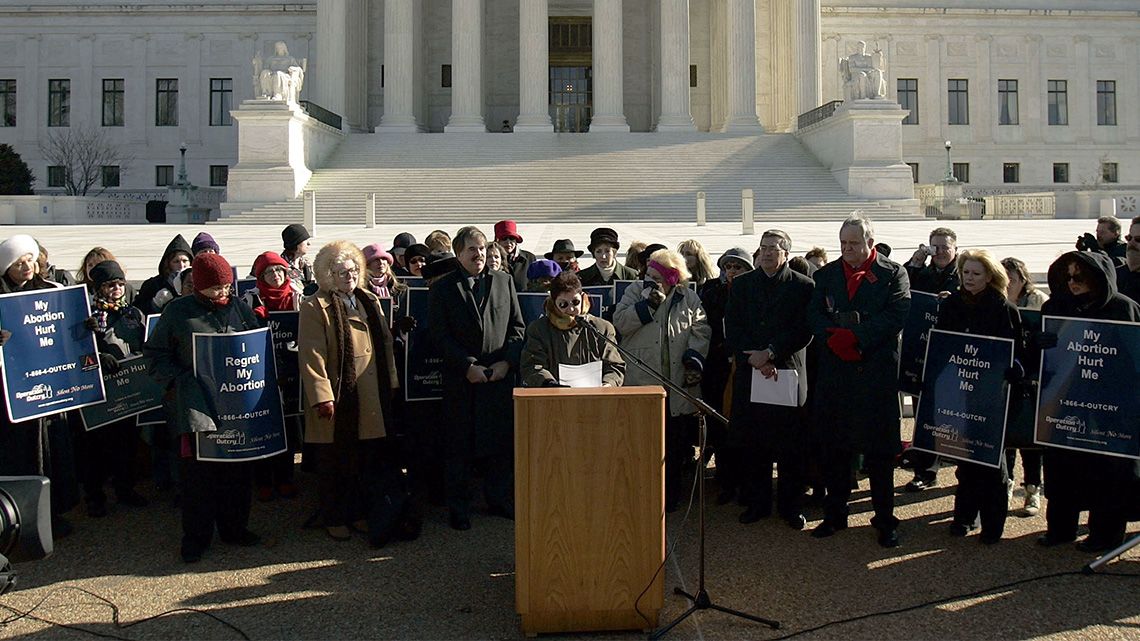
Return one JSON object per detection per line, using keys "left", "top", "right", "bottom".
{"left": 948, "top": 79, "right": 969, "bottom": 125}
{"left": 1097, "top": 80, "right": 1116, "bottom": 126}
{"left": 1048, "top": 80, "right": 1068, "bottom": 125}
{"left": 898, "top": 78, "right": 919, "bottom": 125}
{"left": 209, "top": 165, "right": 229, "bottom": 187}
{"left": 952, "top": 162, "right": 970, "bottom": 183}
{"left": 1053, "top": 163, "right": 1069, "bottom": 183}
{"left": 997, "top": 79, "right": 1018, "bottom": 125}
{"left": 1003, "top": 162, "right": 1020, "bottom": 183}
{"left": 48, "top": 79, "right": 70, "bottom": 127}
{"left": 1102, "top": 162, "right": 1119, "bottom": 184}
{"left": 907, "top": 163, "right": 919, "bottom": 183}
{"left": 101, "top": 165, "right": 120, "bottom": 188}
{"left": 441, "top": 65, "right": 452, "bottom": 88}
{"left": 47, "top": 166, "right": 66, "bottom": 188}
{"left": 689, "top": 65, "right": 698, "bottom": 88}
{"left": 0, "top": 80, "right": 15, "bottom": 127}
{"left": 102, "top": 79, "right": 125, "bottom": 127}
{"left": 155, "top": 165, "right": 174, "bottom": 187}
{"left": 155, "top": 78, "right": 178, "bottom": 126}
{"left": 209, "top": 78, "right": 232, "bottom": 127}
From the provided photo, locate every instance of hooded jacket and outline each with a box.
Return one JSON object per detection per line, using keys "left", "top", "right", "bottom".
{"left": 136, "top": 235, "right": 192, "bottom": 316}
{"left": 1043, "top": 251, "right": 1140, "bottom": 323}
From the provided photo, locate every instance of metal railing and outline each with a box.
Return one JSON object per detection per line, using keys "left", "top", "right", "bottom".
{"left": 797, "top": 100, "right": 844, "bottom": 130}
{"left": 299, "top": 100, "right": 342, "bottom": 130}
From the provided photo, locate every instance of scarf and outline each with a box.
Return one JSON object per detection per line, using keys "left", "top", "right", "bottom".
{"left": 92, "top": 294, "right": 128, "bottom": 312}
{"left": 841, "top": 247, "right": 878, "bottom": 300}
{"left": 327, "top": 288, "right": 393, "bottom": 445}
{"left": 193, "top": 291, "right": 230, "bottom": 308}
{"left": 257, "top": 275, "right": 296, "bottom": 311}
{"left": 545, "top": 293, "right": 592, "bottom": 331}
{"left": 367, "top": 273, "right": 392, "bottom": 299}
{"left": 597, "top": 263, "right": 615, "bottom": 282}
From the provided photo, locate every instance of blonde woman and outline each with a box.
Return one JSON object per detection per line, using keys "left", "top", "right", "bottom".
{"left": 613, "top": 248, "right": 710, "bottom": 512}
{"left": 677, "top": 239, "right": 718, "bottom": 287}
{"left": 299, "top": 241, "right": 405, "bottom": 546}
{"left": 933, "top": 248, "right": 1024, "bottom": 544}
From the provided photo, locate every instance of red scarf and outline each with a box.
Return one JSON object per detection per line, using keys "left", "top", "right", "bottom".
{"left": 257, "top": 277, "right": 296, "bottom": 311}
{"left": 841, "top": 247, "right": 878, "bottom": 300}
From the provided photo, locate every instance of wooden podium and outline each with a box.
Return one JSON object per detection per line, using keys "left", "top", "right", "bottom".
{"left": 514, "top": 386, "right": 666, "bottom": 636}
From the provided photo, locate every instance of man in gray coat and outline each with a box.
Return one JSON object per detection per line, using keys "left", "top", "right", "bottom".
{"left": 807, "top": 212, "right": 910, "bottom": 548}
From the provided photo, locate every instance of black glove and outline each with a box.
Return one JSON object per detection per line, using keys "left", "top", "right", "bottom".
{"left": 1077, "top": 233, "right": 1099, "bottom": 252}
{"left": 395, "top": 316, "right": 418, "bottom": 334}
{"left": 1003, "top": 362, "right": 1025, "bottom": 383}
{"left": 99, "top": 353, "right": 120, "bottom": 375}
{"left": 1035, "top": 332, "right": 1058, "bottom": 350}
{"left": 0, "top": 329, "right": 10, "bottom": 347}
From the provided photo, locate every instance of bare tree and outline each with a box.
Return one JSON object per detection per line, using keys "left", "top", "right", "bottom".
{"left": 38, "top": 126, "right": 134, "bottom": 196}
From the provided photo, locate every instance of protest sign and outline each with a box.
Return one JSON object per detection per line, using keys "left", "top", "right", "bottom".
{"left": 80, "top": 355, "right": 165, "bottom": 431}
{"left": 912, "top": 329, "right": 1014, "bottom": 468}
{"left": 235, "top": 279, "right": 258, "bottom": 298}
{"left": 1035, "top": 316, "right": 1140, "bottom": 459}
{"left": 0, "top": 285, "right": 106, "bottom": 423}
{"left": 583, "top": 285, "right": 616, "bottom": 319}
{"left": 404, "top": 288, "right": 443, "bottom": 401}
{"left": 193, "top": 327, "right": 288, "bottom": 462}
{"left": 898, "top": 291, "right": 940, "bottom": 395}
{"left": 137, "top": 314, "right": 166, "bottom": 425}
{"left": 267, "top": 311, "right": 302, "bottom": 416}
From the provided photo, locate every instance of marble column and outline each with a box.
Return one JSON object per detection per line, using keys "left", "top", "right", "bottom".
{"left": 378, "top": 0, "right": 418, "bottom": 132}
{"left": 315, "top": 0, "right": 347, "bottom": 118}
{"left": 445, "top": 0, "right": 486, "bottom": 132}
{"left": 794, "top": 0, "right": 822, "bottom": 119}
{"left": 515, "top": 0, "right": 552, "bottom": 132}
{"left": 657, "top": 0, "right": 695, "bottom": 131}
{"left": 722, "top": 0, "right": 762, "bottom": 132}
{"left": 590, "top": 0, "right": 629, "bottom": 132}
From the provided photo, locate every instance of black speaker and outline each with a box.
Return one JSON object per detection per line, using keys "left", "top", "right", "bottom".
{"left": 0, "top": 476, "right": 53, "bottom": 563}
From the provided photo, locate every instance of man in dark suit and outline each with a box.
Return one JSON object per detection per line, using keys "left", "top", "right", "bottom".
{"left": 495, "top": 219, "right": 535, "bottom": 291}
{"left": 808, "top": 212, "right": 910, "bottom": 548}
{"left": 428, "top": 226, "right": 525, "bottom": 531}
{"left": 724, "top": 230, "right": 814, "bottom": 530}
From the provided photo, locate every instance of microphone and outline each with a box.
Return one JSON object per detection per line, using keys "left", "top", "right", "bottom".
{"left": 573, "top": 315, "right": 591, "bottom": 326}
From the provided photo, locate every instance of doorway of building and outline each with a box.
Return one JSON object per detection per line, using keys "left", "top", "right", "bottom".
{"left": 549, "top": 17, "right": 592, "bottom": 132}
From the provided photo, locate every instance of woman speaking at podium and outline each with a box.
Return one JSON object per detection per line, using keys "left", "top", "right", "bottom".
{"left": 520, "top": 271, "right": 624, "bottom": 388}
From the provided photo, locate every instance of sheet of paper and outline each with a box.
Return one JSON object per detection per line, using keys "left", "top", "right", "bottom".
{"left": 750, "top": 368, "right": 799, "bottom": 407}
{"left": 558, "top": 361, "right": 604, "bottom": 388}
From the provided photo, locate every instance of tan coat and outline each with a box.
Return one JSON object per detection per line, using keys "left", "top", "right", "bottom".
{"left": 299, "top": 289, "right": 399, "bottom": 443}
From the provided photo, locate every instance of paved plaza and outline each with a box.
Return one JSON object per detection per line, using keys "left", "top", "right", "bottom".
{"left": 18, "top": 218, "right": 1113, "bottom": 285}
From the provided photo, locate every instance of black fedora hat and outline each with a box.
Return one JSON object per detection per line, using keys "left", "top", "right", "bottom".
{"left": 545, "top": 239, "right": 583, "bottom": 260}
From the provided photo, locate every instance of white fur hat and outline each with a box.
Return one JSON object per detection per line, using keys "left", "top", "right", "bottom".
{"left": 0, "top": 235, "right": 40, "bottom": 271}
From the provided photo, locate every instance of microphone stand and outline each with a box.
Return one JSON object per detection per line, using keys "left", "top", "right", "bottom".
{"left": 575, "top": 315, "right": 780, "bottom": 638}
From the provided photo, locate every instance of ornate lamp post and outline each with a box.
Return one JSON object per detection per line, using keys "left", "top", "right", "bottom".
{"left": 942, "top": 140, "right": 958, "bottom": 183}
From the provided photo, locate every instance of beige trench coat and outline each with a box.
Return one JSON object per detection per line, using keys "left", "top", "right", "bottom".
{"left": 299, "top": 290, "right": 399, "bottom": 443}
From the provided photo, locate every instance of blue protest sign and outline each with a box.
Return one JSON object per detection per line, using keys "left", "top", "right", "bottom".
{"left": 912, "top": 329, "right": 1014, "bottom": 468}
{"left": 0, "top": 285, "right": 106, "bottom": 423}
{"left": 137, "top": 314, "right": 166, "bottom": 425}
{"left": 80, "top": 355, "right": 166, "bottom": 431}
{"left": 403, "top": 288, "right": 443, "bottom": 401}
{"left": 267, "top": 311, "right": 302, "bottom": 416}
{"left": 583, "top": 285, "right": 616, "bottom": 319}
{"left": 235, "top": 279, "right": 258, "bottom": 298}
{"left": 192, "top": 327, "right": 288, "bottom": 462}
{"left": 1035, "top": 316, "right": 1140, "bottom": 459}
{"left": 899, "top": 291, "right": 941, "bottom": 395}
{"left": 615, "top": 280, "right": 638, "bottom": 305}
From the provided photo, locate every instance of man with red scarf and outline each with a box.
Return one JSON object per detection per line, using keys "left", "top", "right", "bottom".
{"left": 807, "top": 212, "right": 911, "bottom": 548}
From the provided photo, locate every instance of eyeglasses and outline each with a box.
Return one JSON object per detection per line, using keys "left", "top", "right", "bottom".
{"left": 264, "top": 267, "right": 287, "bottom": 276}
{"left": 335, "top": 268, "right": 359, "bottom": 279}
{"left": 556, "top": 297, "right": 582, "bottom": 310}
{"left": 1067, "top": 273, "right": 1086, "bottom": 284}
{"left": 723, "top": 263, "right": 748, "bottom": 271}
{"left": 757, "top": 244, "right": 784, "bottom": 253}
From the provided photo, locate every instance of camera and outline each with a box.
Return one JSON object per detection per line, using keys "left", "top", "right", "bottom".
{"left": 1, "top": 476, "right": 53, "bottom": 595}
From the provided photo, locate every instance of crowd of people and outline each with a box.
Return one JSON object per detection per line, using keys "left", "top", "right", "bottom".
{"left": 0, "top": 213, "right": 1137, "bottom": 564}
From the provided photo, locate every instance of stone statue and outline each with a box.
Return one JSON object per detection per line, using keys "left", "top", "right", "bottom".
{"left": 840, "top": 41, "right": 886, "bottom": 102}
{"left": 253, "top": 41, "right": 306, "bottom": 103}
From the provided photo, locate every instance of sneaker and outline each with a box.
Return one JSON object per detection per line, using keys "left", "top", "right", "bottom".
{"left": 905, "top": 476, "right": 937, "bottom": 492}
{"left": 326, "top": 526, "right": 352, "bottom": 541}
{"left": 949, "top": 522, "right": 972, "bottom": 537}
{"left": 1005, "top": 480, "right": 1014, "bottom": 503}
{"left": 1023, "top": 484, "right": 1041, "bottom": 517}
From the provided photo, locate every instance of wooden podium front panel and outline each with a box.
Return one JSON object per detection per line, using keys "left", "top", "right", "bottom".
{"left": 514, "top": 386, "right": 666, "bottom": 635}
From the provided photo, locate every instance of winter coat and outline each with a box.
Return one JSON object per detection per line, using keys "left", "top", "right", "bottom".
{"left": 136, "top": 235, "right": 192, "bottom": 316}
{"left": 94, "top": 304, "right": 146, "bottom": 360}
{"left": 521, "top": 312, "right": 624, "bottom": 388}
{"left": 143, "top": 294, "right": 259, "bottom": 435}
{"left": 298, "top": 289, "right": 397, "bottom": 443}
{"left": 506, "top": 249, "right": 537, "bottom": 292}
{"left": 579, "top": 261, "right": 638, "bottom": 287}
{"left": 1115, "top": 263, "right": 1140, "bottom": 305}
{"left": 427, "top": 267, "right": 525, "bottom": 457}
{"left": 906, "top": 261, "right": 959, "bottom": 295}
{"left": 613, "top": 281, "right": 710, "bottom": 416}
{"left": 808, "top": 251, "right": 911, "bottom": 455}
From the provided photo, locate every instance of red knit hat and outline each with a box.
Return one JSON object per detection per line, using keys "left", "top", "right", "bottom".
{"left": 192, "top": 253, "right": 233, "bottom": 291}
{"left": 252, "top": 251, "right": 289, "bottom": 278}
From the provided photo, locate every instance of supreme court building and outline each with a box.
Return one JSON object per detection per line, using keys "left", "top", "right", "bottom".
{"left": 0, "top": 0, "right": 1137, "bottom": 194}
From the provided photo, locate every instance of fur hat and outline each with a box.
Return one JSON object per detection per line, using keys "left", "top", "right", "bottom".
{"left": 314, "top": 240, "right": 366, "bottom": 293}
{"left": 0, "top": 234, "right": 40, "bottom": 272}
